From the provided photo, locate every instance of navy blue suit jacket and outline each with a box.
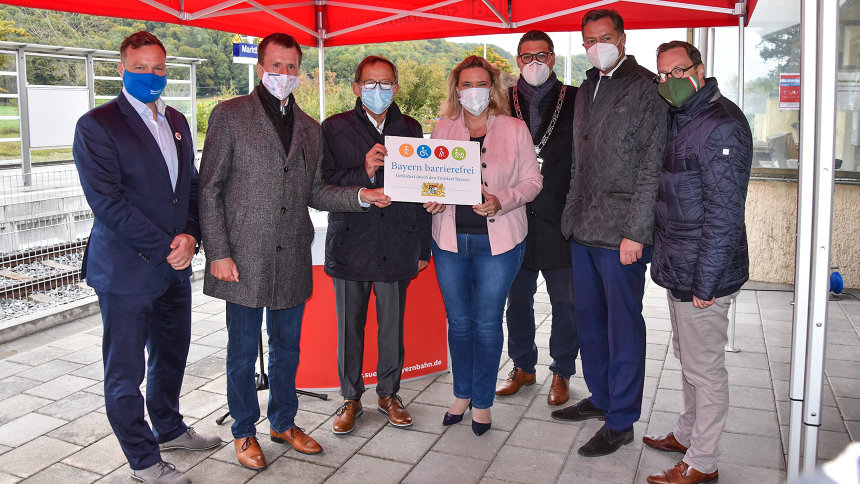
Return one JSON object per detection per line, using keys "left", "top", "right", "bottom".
{"left": 73, "top": 92, "right": 199, "bottom": 295}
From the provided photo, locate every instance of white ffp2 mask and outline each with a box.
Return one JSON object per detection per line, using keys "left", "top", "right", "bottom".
{"left": 459, "top": 87, "right": 491, "bottom": 116}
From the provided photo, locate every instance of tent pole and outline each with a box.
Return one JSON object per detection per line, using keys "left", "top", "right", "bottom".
{"left": 318, "top": 36, "right": 325, "bottom": 120}
{"left": 565, "top": 32, "right": 572, "bottom": 86}
{"left": 696, "top": 28, "right": 709, "bottom": 76}
{"left": 788, "top": 0, "right": 819, "bottom": 477}
{"left": 802, "top": 0, "right": 837, "bottom": 471}
{"left": 737, "top": 14, "right": 744, "bottom": 109}
{"left": 317, "top": 3, "right": 326, "bottom": 121}
{"left": 706, "top": 28, "right": 714, "bottom": 77}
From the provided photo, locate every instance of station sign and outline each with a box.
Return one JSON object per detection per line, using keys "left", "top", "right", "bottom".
{"left": 232, "top": 34, "right": 258, "bottom": 64}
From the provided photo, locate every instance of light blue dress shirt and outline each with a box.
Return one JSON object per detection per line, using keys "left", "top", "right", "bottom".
{"left": 122, "top": 88, "right": 179, "bottom": 190}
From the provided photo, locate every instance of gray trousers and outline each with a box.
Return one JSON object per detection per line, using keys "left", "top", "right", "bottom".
{"left": 667, "top": 290, "right": 738, "bottom": 474}
{"left": 333, "top": 278, "right": 409, "bottom": 400}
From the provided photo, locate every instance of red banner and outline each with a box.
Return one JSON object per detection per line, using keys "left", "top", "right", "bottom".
{"left": 296, "top": 262, "right": 448, "bottom": 390}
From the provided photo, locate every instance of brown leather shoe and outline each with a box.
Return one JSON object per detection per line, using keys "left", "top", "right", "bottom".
{"left": 377, "top": 394, "right": 413, "bottom": 427}
{"left": 647, "top": 461, "right": 718, "bottom": 484}
{"left": 643, "top": 432, "right": 689, "bottom": 454}
{"left": 270, "top": 427, "right": 322, "bottom": 454}
{"left": 234, "top": 437, "right": 267, "bottom": 470}
{"left": 332, "top": 400, "right": 363, "bottom": 435}
{"left": 495, "top": 367, "right": 536, "bottom": 396}
{"left": 547, "top": 374, "right": 570, "bottom": 405}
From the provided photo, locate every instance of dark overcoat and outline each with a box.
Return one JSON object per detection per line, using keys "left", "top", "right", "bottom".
{"left": 321, "top": 100, "right": 431, "bottom": 282}
{"left": 198, "top": 86, "right": 363, "bottom": 310}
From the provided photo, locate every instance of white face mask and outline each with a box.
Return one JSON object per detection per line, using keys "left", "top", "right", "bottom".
{"left": 459, "top": 87, "right": 491, "bottom": 116}
{"left": 586, "top": 38, "right": 622, "bottom": 71}
{"left": 261, "top": 71, "right": 299, "bottom": 100}
{"left": 521, "top": 61, "right": 551, "bottom": 86}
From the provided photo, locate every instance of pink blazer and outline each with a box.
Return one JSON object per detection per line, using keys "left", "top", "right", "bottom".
{"left": 430, "top": 111, "right": 543, "bottom": 255}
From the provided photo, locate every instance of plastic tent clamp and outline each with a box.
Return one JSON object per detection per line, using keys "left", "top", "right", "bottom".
{"left": 0, "top": 1, "right": 757, "bottom": 47}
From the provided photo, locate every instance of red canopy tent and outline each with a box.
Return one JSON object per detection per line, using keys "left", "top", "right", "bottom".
{"left": 1, "top": 1, "right": 756, "bottom": 47}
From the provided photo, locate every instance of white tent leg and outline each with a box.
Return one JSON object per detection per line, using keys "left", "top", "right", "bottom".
{"left": 788, "top": 0, "right": 819, "bottom": 477}
{"left": 737, "top": 14, "right": 744, "bottom": 110}
{"left": 724, "top": 297, "right": 740, "bottom": 352}
{"left": 318, "top": 35, "right": 325, "bottom": 121}
{"left": 316, "top": 5, "right": 326, "bottom": 122}
{"left": 705, "top": 28, "right": 714, "bottom": 77}
{"left": 801, "top": 0, "right": 837, "bottom": 472}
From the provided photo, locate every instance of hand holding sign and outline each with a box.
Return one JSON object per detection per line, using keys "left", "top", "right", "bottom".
{"left": 365, "top": 143, "right": 387, "bottom": 179}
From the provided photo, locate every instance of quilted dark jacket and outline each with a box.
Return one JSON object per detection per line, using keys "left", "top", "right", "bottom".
{"left": 561, "top": 56, "right": 668, "bottom": 249}
{"left": 650, "top": 78, "right": 752, "bottom": 300}
{"left": 321, "top": 99, "right": 431, "bottom": 282}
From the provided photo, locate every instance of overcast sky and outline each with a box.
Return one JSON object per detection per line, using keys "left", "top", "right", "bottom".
{"left": 448, "top": 26, "right": 776, "bottom": 83}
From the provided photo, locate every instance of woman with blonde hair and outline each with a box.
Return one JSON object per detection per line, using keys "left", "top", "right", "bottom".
{"left": 424, "top": 55, "right": 542, "bottom": 435}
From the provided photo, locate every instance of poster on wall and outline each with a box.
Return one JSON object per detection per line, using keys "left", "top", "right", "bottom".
{"left": 837, "top": 70, "right": 860, "bottom": 111}
{"left": 779, "top": 73, "right": 800, "bottom": 110}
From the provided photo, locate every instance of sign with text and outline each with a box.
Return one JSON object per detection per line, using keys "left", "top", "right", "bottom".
{"left": 383, "top": 136, "right": 481, "bottom": 205}
{"left": 779, "top": 73, "right": 800, "bottom": 110}
{"left": 232, "top": 42, "right": 258, "bottom": 64}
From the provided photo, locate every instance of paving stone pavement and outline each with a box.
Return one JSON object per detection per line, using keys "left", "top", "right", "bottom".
{"left": 0, "top": 275, "right": 858, "bottom": 483}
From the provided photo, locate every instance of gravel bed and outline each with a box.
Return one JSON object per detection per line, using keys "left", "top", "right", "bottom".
{"left": 0, "top": 250, "right": 208, "bottom": 321}
{"left": 0, "top": 283, "right": 96, "bottom": 320}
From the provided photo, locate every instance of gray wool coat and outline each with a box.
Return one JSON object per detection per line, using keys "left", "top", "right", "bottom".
{"left": 561, "top": 56, "right": 668, "bottom": 250}
{"left": 199, "top": 88, "right": 363, "bottom": 310}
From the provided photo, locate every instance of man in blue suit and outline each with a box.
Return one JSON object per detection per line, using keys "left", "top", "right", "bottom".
{"left": 73, "top": 31, "right": 219, "bottom": 484}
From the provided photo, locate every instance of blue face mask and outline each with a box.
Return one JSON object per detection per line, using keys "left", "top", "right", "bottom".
{"left": 123, "top": 70, "right": 167, "bottom": 103}
{"left": 361, "top": 85, "right": 394, "bottom": 115}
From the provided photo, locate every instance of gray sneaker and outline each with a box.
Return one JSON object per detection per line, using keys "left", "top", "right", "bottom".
{"left": 131, "top": 461, "right": 190, "bottom": 484}
{"left": 159, "top": 427, "right": 222, "bottom": 451}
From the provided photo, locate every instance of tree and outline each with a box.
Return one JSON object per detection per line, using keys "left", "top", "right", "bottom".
{"left": 465, "top": 45, "right": 514, "bottom": 73}
{"left": 396, "top": 59, "right": 447, "bottom": 130}
{"left": 758, "top": 24, "right": 800, "bottom": 80}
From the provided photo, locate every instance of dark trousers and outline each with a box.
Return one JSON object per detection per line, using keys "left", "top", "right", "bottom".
{"left": 505, "top": 267, "right": 579, "bottom": 378}
{"left": 97, "top": 280, "right": 191, "bottom": 470}
{"left": 333, "top": 278, "right": 409, "bottom": 400}
{"left": 570, "top": 241, "right": 651, "bottom": 432}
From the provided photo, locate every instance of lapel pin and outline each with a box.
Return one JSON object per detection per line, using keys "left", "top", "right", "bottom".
{"left": 174, "top": 132, "right": 181, "bottom": 141}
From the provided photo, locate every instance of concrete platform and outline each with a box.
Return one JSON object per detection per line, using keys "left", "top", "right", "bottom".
{"left": 0, "top": 274, "right": 857, "bottom": 483}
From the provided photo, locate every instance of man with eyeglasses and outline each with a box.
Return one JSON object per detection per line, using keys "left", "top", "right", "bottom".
{"left": 321, "top": 55, "right": 431, "bottom": 436}
{"left": 556, "top": 9, "right": 668, "bottom": 458}
{"left": 495, "top": 30, "right": 579, "bottom": 408}
{"left": 643, "top": 41, "right": 751, "bottom": 484}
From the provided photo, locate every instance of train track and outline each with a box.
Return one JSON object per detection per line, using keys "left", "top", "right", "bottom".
{"left": 0, "top": 241, "right": 88, "bottom": 301}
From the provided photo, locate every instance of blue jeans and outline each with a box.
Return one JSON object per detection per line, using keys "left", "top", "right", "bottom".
{"left": 432, "top": 234, "right": 525, "bottom": 410}
{"left": 226, "top": 302, "right": 304, "bottom": 439}
{"left": 505, "top": 267, "right": 579, "bottom": 378}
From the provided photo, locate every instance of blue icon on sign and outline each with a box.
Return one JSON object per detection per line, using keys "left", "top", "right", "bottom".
{"left": 417, "top": 145, "right": 432, "bottom": 159}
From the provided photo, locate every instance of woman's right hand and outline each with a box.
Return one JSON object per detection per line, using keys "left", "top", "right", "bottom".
{"left": 423, "top": 201, "right": 446, "bottom": 214}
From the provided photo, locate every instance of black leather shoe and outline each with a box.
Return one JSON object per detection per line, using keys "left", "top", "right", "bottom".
{"left": 551, "top": 398, "right": 606, "bottom": 422}
{"left": 578, "top": 424, "right": 634, "bottom": 457}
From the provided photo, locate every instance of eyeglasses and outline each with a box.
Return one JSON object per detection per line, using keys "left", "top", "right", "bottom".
{"left": 361, "top": 80, "right": 396, "bottom": 90}
{"left": 518, "top": 52, "right": 552, "bottom": 64}
{"left": 654, "top": 64, "right": 697, "bottom": 82}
